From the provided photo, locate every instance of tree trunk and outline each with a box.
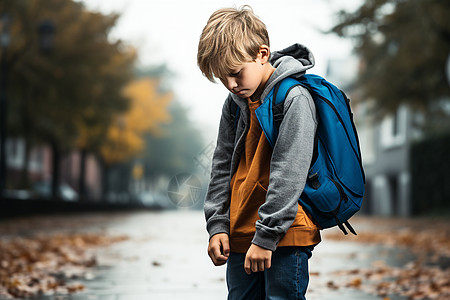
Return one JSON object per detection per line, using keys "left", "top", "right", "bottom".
{"left": 51, "top": 141, "right": 60, "bottom": 200}
{"left": 78, "top": 148, "right": 87, "bottom": 201}
{"left": 19, "top": 138, "right": 31, "bottom": 189}
{"left": 0, "top": 46, "right": 8, "bottom": 196}
{"left": 101, "top": 162, "right": 110, "bottom": 202}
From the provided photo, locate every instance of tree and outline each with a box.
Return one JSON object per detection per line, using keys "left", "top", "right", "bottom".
{"left": 94, "top": 64, "right": 207, "bottom": 204}
{"left": 96, "top": 77, "right": 172, "bottom": 197}
{"left": 99, "top": 78, "right": 172, "bottom": 165}
{"left": 1, "top": 0, "right": 136, "bottom": 196}
{"left": 330, "top": 0, "right": 450, "bottom": 129}
{"left": 135, "top": 65, "right": 206, "bottom": 180}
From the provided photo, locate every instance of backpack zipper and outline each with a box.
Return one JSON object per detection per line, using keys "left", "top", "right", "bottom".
{"left": 315, "top": 94, "right": 365, "bottom": 197}
{"left": 313, "top": 176, "right": 347, "bottom": 214}
{"left": 320, "top": 135, "right": 364, "bottom": 198}
{"left": 330, "top": 178, "right": 348, "bottom": 203}
{"left": 317, "top": 94, "right": 363, "bottom": 169}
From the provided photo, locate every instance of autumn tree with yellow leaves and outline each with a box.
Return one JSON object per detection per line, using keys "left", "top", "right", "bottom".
{"left": 94, "top": 78, "right": 172, "bottom": 198}
{"left": 99, "top": 78, "right": 172, "bottom": 166}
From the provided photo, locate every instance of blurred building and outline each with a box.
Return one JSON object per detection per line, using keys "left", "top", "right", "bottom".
{"left": 6, "top": 139, "right": 50, "bottom": 183}
{"left": 356, "top": 102, "right": 422, "bottom": 216}
{"left": 326, "top": 58, "right": 420, "bottom": 217}
{"left": 6, "top": 138, "right": 102, "bottom": 200}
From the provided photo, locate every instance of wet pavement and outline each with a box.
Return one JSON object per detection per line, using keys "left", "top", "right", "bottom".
{"left": 0, "top": 210, "right": 417, "bottom": 300}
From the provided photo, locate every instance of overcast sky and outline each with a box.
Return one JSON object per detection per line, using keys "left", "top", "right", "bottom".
{"left": 81, "top": 0, "right": 362, "bottom": 142}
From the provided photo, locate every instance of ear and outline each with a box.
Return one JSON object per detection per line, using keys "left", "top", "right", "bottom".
{"left": 258, "top": 45, "right": 271, "bottom": 64}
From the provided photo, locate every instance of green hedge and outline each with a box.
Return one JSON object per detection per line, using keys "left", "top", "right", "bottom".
{"left": 410, "top": 133, "right": 450, "bottom": 215}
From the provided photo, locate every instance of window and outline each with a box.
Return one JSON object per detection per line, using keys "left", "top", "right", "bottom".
{"left": 380, "top": 106, "right": 408, "bottom": 149}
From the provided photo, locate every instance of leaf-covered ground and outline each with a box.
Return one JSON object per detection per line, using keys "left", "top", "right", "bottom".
{"left": 323, "top": 217, "right": 450, "bottom": 300}
{"left": 0, "top": 232, "right": 127, "bottom": 298}
{"left": 0, "top": 212, "right": 449, "bottom": 299}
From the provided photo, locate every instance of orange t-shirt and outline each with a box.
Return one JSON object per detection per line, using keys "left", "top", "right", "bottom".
{"left": 229, "top": 98, "right": 321, "bottom": 253}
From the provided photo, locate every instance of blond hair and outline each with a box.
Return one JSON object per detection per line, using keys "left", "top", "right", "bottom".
{"left": 197, "top": 5, "right": 270, "bottom": 82}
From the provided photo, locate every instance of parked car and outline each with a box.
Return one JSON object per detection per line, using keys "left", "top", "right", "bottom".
{"left": 32, "top": 181, "right": 79, "bottom": 201}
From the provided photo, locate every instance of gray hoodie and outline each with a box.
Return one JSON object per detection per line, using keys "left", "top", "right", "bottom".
{"left": 204, "top": 44, "right": 318, "bottom": 251}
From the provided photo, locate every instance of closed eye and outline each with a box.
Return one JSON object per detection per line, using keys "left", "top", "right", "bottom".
{"left": 230, "top": 70, "right": 241, "bottom": 77}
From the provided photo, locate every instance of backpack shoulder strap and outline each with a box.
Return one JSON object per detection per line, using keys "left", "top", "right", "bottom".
{"left": 229, "top": 98, "right": 240, "bottom": 129}
{"left": 271, "top": 77, "right": 305, "bottom": 130}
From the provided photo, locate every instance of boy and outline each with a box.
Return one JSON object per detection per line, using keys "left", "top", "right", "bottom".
{"left": 197, "top": 6, "right": 321, "bottom": 300}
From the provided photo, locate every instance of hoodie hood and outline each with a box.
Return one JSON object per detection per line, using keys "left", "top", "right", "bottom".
{"left": 261, "top": 43, "right": 315, "bottom": 101}
{"left": 229, "top": 43, "right": 315, "bottom": 105}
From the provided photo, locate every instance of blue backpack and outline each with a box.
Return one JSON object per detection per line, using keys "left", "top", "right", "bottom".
{"left": 231, "top": 74, "right": 365, "bottom": 235}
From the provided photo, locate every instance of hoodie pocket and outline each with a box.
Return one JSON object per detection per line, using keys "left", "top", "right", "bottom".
{"left": 230, "top": 181, "right": 267, "bottom": 237}
{"left": 237, "top": 180, "right": 267, "bottom": 209}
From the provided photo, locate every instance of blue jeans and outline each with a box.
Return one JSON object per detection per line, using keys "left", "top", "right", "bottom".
{"left": 226, "top": 246, "right": 313, "bottom": 300}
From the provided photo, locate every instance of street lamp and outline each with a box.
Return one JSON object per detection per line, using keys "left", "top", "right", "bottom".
{"left": 0, "top": 13, "right": 11, "bottom": 197}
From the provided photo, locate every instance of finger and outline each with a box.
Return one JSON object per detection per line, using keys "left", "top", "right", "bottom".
{"left": 208, "top": 244, "right": 227, "bottom": 265}
{"left": 221, "top": 238, "right": 230, "bottom": 257}
{"left": 208, "top": 247, "right": 219, "bottom": 265}
{"left": 244, "top": 256, "right": 251, "bottom": 275}
{"left": 209, "top": 251, "right": 226, "bottom": 266}
{"left": 251, "top": 259, "right": 259, "bottom": 273}
{"left": 214, "top": 259, "right": 227, "bottom": 266}
{"left": 213, "top": 244, "right": 228, "bottom": 262}
{"left": 265, "top": 257, "right": 271, "bottom": 269}
{"left": 258, "top": 260, "right": 265, "bottom": 272}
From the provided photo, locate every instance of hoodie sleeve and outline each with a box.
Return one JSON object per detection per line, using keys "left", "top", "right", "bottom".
{"left": 204, "top": 96, "right": 236, "bottom": 239}
{"left": 251, "top": 86, "right": 318, "bottom": 251}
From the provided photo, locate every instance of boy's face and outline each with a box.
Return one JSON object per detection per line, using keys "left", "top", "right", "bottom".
{"left": 219, "top": 47, "right": 272, "bottom": 100}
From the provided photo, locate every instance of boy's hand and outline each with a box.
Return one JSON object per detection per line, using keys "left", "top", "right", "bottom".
{"left": 244, "top": 244, "right": 272, "bottom": 274}
{"left": 208, "top": 233, "right": 230, "bottom": 266}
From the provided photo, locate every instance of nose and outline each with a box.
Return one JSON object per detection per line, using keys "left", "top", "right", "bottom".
{"left": 224, "top": 77, "right": 238, "bottom": 91}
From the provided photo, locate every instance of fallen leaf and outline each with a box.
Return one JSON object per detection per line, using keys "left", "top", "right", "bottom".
{"left": 326, "top": 281, "right": 339, "bottom": 290}
{"left": 0, "top": 233, "right": 128, "bottom": 298}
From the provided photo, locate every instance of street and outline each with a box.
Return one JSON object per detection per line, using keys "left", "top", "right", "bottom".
{"left": 0, "top": 210, "right": 448, "bottom": 300}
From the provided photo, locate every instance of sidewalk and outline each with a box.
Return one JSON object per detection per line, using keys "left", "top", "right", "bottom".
{"left": 1, "top": 210, "right": 445, "bottom": 299}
